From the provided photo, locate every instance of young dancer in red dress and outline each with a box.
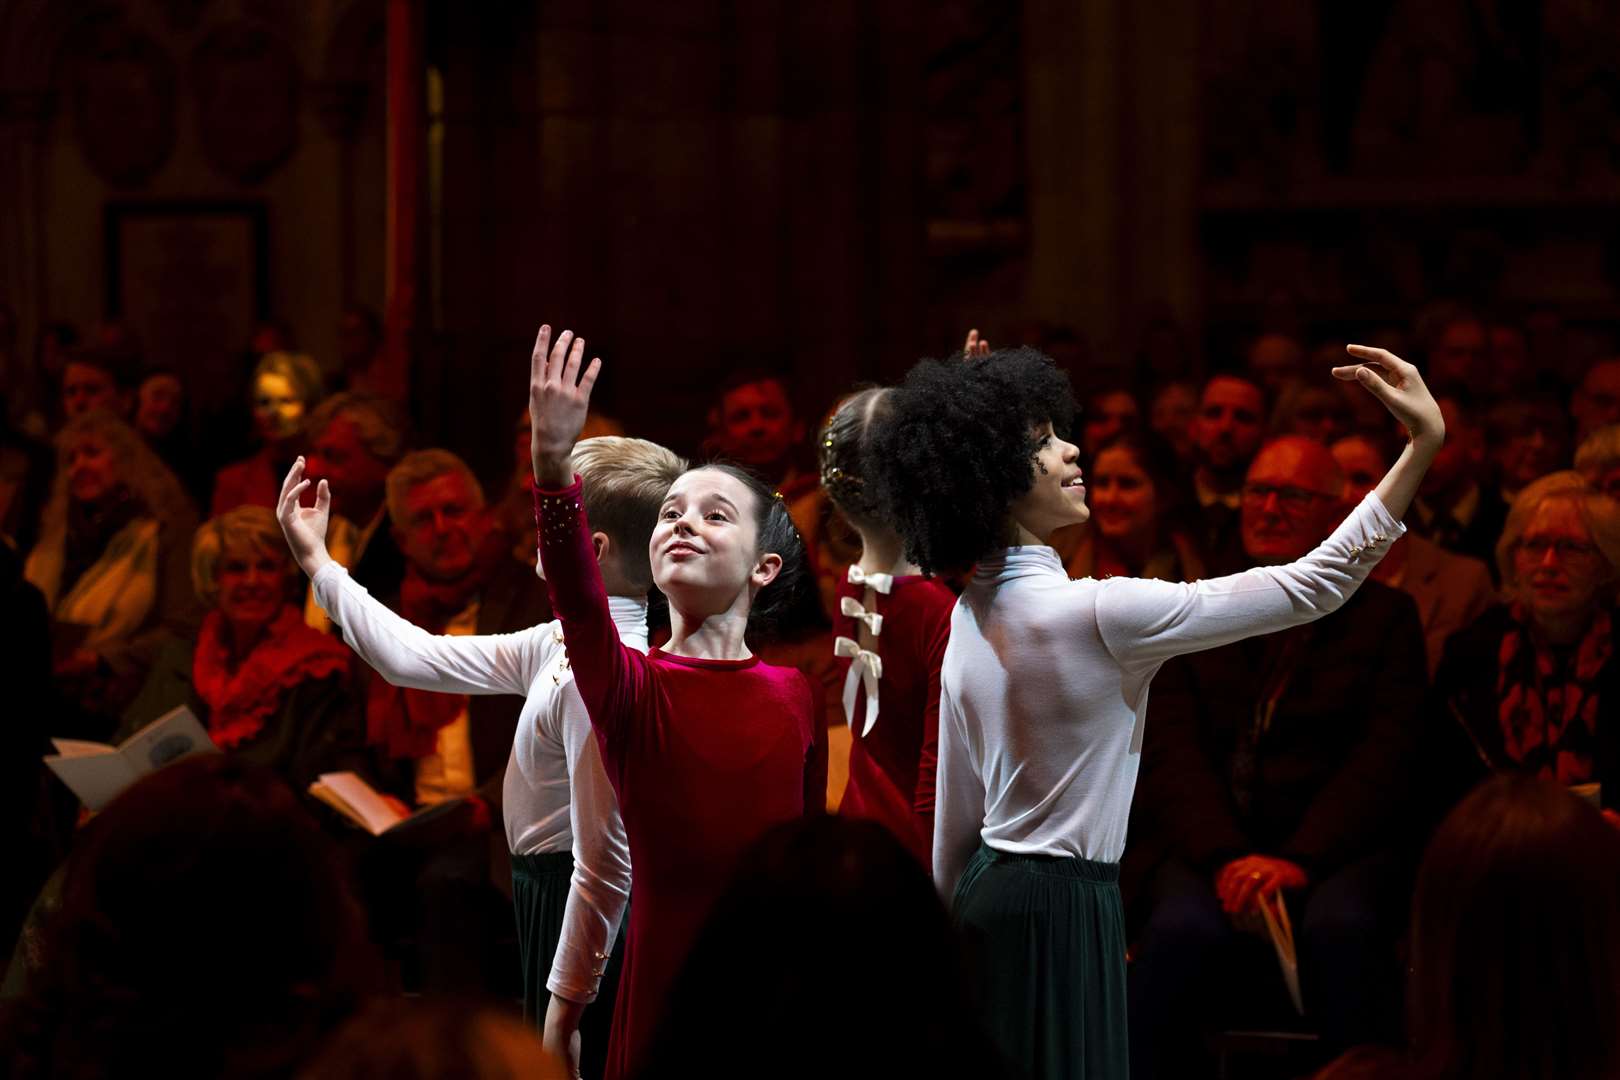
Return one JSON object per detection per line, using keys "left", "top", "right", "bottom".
{"left": 527, "top": 325, "right": 826, "bottom": 1080}
{"left": 820, "top": 388, "right": 955, "bottom": 869}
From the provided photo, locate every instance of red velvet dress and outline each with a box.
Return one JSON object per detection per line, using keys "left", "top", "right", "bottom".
{"left": 833, "top": 573, "right": 954, "bottom": 870}
{"left": 535, "top": 479, "right": 825, "bottom": 1080}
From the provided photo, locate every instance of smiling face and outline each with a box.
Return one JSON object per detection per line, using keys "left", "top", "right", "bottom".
{"left": 1007, "top": 421, "right": 1088, "bottom": 542}
{"left": 1089, "top": 444, "right": 1157, "bottom": 542}
{"left": 65, "top": 432, "right": 119, "bottom": 504}
{"left": 215, "top": 541, "right": 290, "bottom": 635}
{"left": 650, "top": 467, "right": 779, "bottom": 616}
{"left": 1512, "top": 498, "right": 1610, "bottom": 626}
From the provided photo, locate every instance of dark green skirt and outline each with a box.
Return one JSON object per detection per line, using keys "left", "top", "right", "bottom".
{"left": 954, "top": 843, "right": 1128, "bottom": 1080}
{"left": 511, "top": 850, "right": 625, "bottom": 1080}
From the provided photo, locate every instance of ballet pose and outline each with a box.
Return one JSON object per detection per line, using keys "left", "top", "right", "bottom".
{"left": 867, "top": 344, "right": 1443, "bottom": 1080}
{"left": 278, "top": 433, "right": 685, "bottom": 1079}
{"left": 527, "top": 325, "right": 826, "bottom": 1079}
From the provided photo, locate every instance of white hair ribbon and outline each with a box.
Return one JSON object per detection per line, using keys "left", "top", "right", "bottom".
{"left": 833, "top": 635, "right": 882, "bottom": 736}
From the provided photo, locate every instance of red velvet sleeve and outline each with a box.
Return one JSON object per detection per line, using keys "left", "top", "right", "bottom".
{"left": 533, "top": 477, "right": 650, "bottom": 784}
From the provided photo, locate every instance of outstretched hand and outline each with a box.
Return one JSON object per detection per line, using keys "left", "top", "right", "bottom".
{"left": 529, "top": 324, "right": 601, "bottom": 489}
{"left": 1333, "top": 345, "right": 1444, "bottom": 449}
{"left": 277, "top": 456, "right": 333, "bottom": 578}
{"left": 963, "top": 328, "right": 990, "bottom": 360}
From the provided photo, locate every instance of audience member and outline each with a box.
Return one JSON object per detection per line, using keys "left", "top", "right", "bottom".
{"left": 1189, "top": 373, "right": 1268, "bottom": 574}
{"left": 300, "top": 998, "right": 566, "bottom": 1080}
{"left": 59, "top": 342, "right": 139, "bottom": 421}
{"left": 1272, "top": 380, "right": 1353, "bottom": 446}
{"left": 335, "top": 304, "right": 383, "bottom": 394}
{"left": 24, "top": 410, "right": 200, "bottom": 722}
{"left": 119, "top": 506, "right": 372, "bottom": 793}
{"left": 1576, "top": 423, "right": 1620, "bottom": 500}
{"left": 1127, "top": 436, "right": 1425, "bottom": 1077}
{"left": 1487, "top": 319, "right": 1534, "bottom": 400}
{"left": 1062, "top": 432, "right": 1204, "bottom": 582}
{"left": 1572, "top": 357, "right": 1620, "bottom": 445}
{"left": 1430, "top": 472, "right": 1619, "bottom": 799}
{"left": 0, "top": 541, "right": 52, "bottom": 959}
{"left": 134, "top": 365, "right": 208, "bottom": 509}
{"left": 304, "top": 391, "right": 410, "bottom": 603}
{"left": 1316, "top": 774, "right": 1620, "bottom": 1080}
{"left": 1486, "top": 396, "right": 1571, "bottom": 503}
{"left": 213, "top": 351, "right": 325, "bottom": 515}
{"left": 1424, "top": 310, "right": 1487, "bottom": 398}
{"left": 1, "top": 755, "right": 381, "bottom": 1078}
{"left": 637, "top": 816, "right": 1003, "bottom": 1080}
{"left": 1148, "top": 379, "right": 1199, "bottom": 461}
{"left": 1079, "top": 385, "right": 1141, "bottom": 457}
{"left": 1332, "top": 434, "right": 1497, "bottom": 676}
{"left": 1246, "top": 332, "right": 1306, "bottom": 397}
{"left": 1408, "top": 396, "right": 1507, "bottom": 571}
{"left": 704, "top": 371, "right": 814, "bottom": 501}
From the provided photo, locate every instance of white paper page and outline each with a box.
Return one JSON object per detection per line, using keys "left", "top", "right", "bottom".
{"left": 44, "top": 754, "right": 139, "bottom": 811}
{"left": 315, "top": 771, "right": 405, "bottom": 836}
{"left": 117, "top": 706, "right": 218, "bottom": 777}
{"left": 51, "top": 739, "right": 116, "bottom": 757}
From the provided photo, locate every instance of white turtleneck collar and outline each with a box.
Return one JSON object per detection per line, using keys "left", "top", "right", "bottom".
{"left": 971, "top": 545, "right": 1066, "bottom": 586}
{"left": 607, "top": 594, "right": 651, "bottom": 651}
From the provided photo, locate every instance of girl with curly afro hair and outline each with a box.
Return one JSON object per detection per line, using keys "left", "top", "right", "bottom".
{"left": 866, "top": 343, "right": 1448, "bottom": 1080}
{"left": 819, "top": 387, "right": 956, "bottom": 869}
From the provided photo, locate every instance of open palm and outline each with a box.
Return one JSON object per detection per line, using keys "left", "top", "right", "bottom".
{"left": 276, "top": 456, "right": 333, "bottom": 576}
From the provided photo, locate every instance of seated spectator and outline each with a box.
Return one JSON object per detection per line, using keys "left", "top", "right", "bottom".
{"left": 25, "top": 410, "right": 200, "bottom": 722}
{"left": 0, "top": 410, "right": 52, "bottom": 555}
{"left": 1431, "top": 472, "right": 1619, "bottom": 800}
{"left": 1424, "top": 310, "right": 1487, "bottom": 399}
{"left": 637, "top": 816, "right": 1001, "bottom": 1080}
{"left": 1316, "top": 774, "right": 1620, "bottom": 1080}
{"left": 334, "top": 304, "right": 382, "bottom": 394}
{"left": 1572, "top": 357, "right": 1620, "bottom": 445}
{"left": 1061, "top": 432, "right": 1204, "bottom": 582}
{"left": 1332, "top": 434, "right": 1497, "bottom": 677}
{"left": 1487, "top": 319, "right": 1535, "bottom": 400}
{"left": 703, "top": 371, "right": 814, "bottom": 501}
{"left": 1575, "top": 423, "right": 1620, "bottom": 500}
{"left": 1486, "top": 396, "right": 1571, "bottom": 504}
{"left": 1246, "top": 332, "right": 1306, "bottom": 397}
{"left": 0, "top": 755, "right": 381, "bottom": 1078}
{"left": 1079, "top": 385, "right": 1141, "bottom": 457}
{"left": 1126, "top": 436, "right": 1426, "bottom": 1078}
{"left": 304, "top": 391, "right": 409, "bottom": 606}
{"left": 120, "top": 506, "right": 372, "bottom": 793}
{"left": 1148, "top": 379, "right": 1199, "bottom": 462}
{"left": 300, "top": 998, "right": 564, "bottom": 1080}
{"left": 213, "top": 351, "right": 325, "bottom": 516}
{"left": 1189, "top": 373, "right": 1268, "bottom": 575}
{"left": 134, "top": 365, "right": 208, "bottom": 509}
{"left": 59, "top": 342, "right": 139, "bottom": 421}
{"left": 1272, "top": 380, "right": 1352, "bottom": 446}
{"left": 1409, "top": 396, "right": 1507, "bottom": 573}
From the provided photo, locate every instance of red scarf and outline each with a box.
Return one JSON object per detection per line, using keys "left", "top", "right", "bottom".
{"left": 192, "top": 606, "right": 352, "bottom": 750}
{"left": 1496, "top": 605, "right": 1612, "bottom": 784}
{"left": 364, "top": 566, "right": 480, "bottom": 761}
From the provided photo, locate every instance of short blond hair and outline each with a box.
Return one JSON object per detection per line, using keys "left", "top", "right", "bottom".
{"left": 1496, "top": 470, "right": 1620, "bottom": 601}
{"left": 1575, "top": 424, "right": 1620, "bottom": 484}
{"left": 385, "top": 449, "right": 485, "bottom": 531}
{"left": 192, "top": 506, "right": 297, "bottom": 607}
{"left": 254, "top": 351, "right": 324, "bottom": 408}
{"left": 571, "top": 436, "right": 688, "bottom": 591}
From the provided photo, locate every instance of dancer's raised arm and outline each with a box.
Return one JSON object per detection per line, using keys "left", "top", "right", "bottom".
{"left": 1331, "top": 344, "right": 1444, "bottom": 519}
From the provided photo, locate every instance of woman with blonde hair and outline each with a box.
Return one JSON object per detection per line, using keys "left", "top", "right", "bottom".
{"left": 1432, "top": 471, "right": 1620, "bottom": 799}
{"left": 26, "top": 409, "right": 199, "bottom": 718}
{"left": 213, "top": 351, "right": 324, "bottom": 515}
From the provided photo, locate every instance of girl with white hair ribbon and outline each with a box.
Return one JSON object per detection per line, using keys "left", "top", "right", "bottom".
{"left": 821, "top": 388, "right": 956, "bottom": 870}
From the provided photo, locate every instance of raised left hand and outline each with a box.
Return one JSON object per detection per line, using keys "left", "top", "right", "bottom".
{"left": 1216, "top": 854, "right": 1308, "bottom": 916}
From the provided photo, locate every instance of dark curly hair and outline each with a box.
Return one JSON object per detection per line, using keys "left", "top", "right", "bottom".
{"left": 818, "top": 386, "right": 891, "bottom": 528}
{"left": 689, "top": 462, "right": 811, "bottom": 637}
{"left": 869, "top": 348, "right": 1076, "bottom": 575}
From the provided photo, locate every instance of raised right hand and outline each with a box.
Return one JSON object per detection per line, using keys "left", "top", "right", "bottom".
{"left": 529, "top": 324, "right": 602, "bottom": 489}
{"left": 1333, "top": 345, "right": 1445, "bottom": 451}
{"left": 276, "top": 456, "right": 334, "bottom": 578}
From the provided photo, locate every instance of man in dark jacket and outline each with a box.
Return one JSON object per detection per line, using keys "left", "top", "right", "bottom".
{"left": 1126, "top": 436, "right": 1426, "bottom": 1078}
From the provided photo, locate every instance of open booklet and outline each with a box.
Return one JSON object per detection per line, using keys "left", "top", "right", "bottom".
{"left": 44, "top": 706, "right": 219, "bottom": 811}
{"left": 308, "top": 771, "right": 464, "bottom": 836}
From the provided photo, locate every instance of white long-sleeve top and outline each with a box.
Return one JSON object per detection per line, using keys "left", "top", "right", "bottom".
{"left": 933, "top": 492, "right": 1404, "bottom": 901}
{"left": 311, "top": 562, "right": 642, "bottom": 1002}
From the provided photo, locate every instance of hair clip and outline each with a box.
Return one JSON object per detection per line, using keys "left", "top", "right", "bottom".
{"left": 773, "top": 490, "right": 785, "bottom": 502}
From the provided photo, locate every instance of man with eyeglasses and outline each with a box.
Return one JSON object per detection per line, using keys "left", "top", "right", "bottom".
{"left": 1125, "top": 436, "right": 1427, "bottom": 1077}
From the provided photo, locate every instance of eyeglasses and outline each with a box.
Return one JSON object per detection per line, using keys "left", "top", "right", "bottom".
{"left": 1515, "top": 536, "right": 1600, "bottom": 562}
{"left": 1241, "top": 483, "right": 1336, "bottom": 511}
